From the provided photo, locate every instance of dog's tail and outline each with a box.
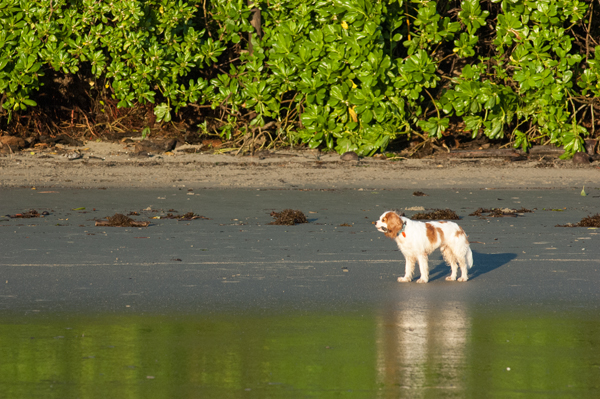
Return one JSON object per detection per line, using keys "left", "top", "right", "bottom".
{"left": 466, "top": 246, "right": 473, "bottom": 269}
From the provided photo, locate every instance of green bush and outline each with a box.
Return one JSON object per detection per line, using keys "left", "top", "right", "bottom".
{"left": 0, "top": 0, "right": 598, "bottom": 157}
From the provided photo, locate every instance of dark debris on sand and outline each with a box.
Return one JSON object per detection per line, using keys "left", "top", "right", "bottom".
{"left": 470, "top": 207, "right": 533, "bottom": 217}
{"left": 411, "top": 209, "right": 460, "bottom": 220}
{"left": 7, "top": 210, "right": 50, "bottom": 218}
{"left": 412, "top": 191, "right": 428, "bottom": 197}
{"left": 95, "top": 213, "right": 150, "bottom": 227}
{"left": 556, "top": 213, "right": 600, "bottom": 227}
{"left": 268, "top": 209, "right": 308, "bottom": 225}
{"left": 163, "top": 212, "right": 210, "bottom": 221}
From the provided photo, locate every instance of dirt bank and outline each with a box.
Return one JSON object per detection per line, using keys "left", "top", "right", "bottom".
{"left": 1, "top": 141, "right": 598, "bottom": 190}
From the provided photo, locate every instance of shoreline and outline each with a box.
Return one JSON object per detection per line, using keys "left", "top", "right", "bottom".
{"left": 1, "top": 141, "right": 598, "bottom": 190}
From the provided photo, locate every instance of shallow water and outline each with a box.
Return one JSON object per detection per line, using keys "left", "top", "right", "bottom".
{"left": 1, "top": 307, "right": 599, "bottom": 398}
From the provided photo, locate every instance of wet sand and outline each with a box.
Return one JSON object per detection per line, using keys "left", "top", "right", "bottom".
{"left": 1, "top": 174, "right": 599, "bottom": 397}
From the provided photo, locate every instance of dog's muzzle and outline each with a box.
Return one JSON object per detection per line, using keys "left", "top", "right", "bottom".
{"left": 373, "top": 221, "right": 388, "bottom": 232}
{"left": 371, "top": 220, "right": 388, "bottom": 233}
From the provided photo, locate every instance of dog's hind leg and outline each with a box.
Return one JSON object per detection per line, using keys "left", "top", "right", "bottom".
{"left": 398, "top": 257, "right": 416, "bottom": 282}
{"left": 457, "top": 257, "right": 469, "bottom": 282}
{"left": 445, "top": 262, "right": 459, "bottom": 281}
{"left": 442, "top": 247, "right": 459, "bottom": 281}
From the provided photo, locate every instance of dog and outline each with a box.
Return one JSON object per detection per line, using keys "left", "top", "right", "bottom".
{"left": 374, "top": 211, "right": 473, "bottom": 283}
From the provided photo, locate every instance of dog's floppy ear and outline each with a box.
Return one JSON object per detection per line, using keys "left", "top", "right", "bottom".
{"left": 384, "top": 212, "right": 403, "bottom": 239}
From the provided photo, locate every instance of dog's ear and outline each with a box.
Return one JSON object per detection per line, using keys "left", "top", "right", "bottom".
{"left": 384, "top": 212, "right": 402, "bottom": 239}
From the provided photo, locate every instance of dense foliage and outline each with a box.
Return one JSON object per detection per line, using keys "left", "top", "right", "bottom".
{"left": 1, "top": 0, "right": 599, "bottom": 156}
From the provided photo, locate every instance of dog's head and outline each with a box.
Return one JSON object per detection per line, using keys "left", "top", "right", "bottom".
{"left": 373, "top": 211, "right": 403, "bottom": 239}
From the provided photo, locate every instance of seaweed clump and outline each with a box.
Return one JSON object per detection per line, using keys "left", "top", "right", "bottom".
{"left": 7, "top": 210, "right": 49, "bottom": 218}
{"left": 164, "top": 212, "right": 209, "bottom": 220}
{"left": 412, "top": 209, "right": 460, "bottom": 220}
{"left": 556, "top": 214, "right": 600, "bottom": 227}
{"left": 470, "top": 207, "right": 533, "bottom": 217}
{"left": 268, "top": 209, "right": 308, "bottom": 225}
{"left": 95, "top": 213, "right": 150, "bottom": 227}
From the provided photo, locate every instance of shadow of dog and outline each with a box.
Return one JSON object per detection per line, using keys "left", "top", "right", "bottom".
{"left": 427, "top": 251, "right": 517, "bottom": 282}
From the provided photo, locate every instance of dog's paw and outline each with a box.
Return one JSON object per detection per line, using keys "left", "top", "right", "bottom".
{"left": 445, "top": 276, "right": 457, "bottom": 281}
{"left": 397, "top": 277, "right": 411, "bottom": 283}
{"left": 416, "top": 278, "right": 429, "bottom": 284}
{"left": 457, "top": 276, "right": 468, "bottom": 282}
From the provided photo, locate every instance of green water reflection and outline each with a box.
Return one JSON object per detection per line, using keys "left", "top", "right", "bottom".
{"left": 0, "top": 308, "right": 599, "bottom": 398}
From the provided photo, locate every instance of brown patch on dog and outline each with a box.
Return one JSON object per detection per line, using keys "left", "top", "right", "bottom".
{"left": 425, "top": 223, "right": 437, "bottom": 243}
{"left": 436, "top": 227, "right": 444, "bottom": 241}
{"left": 384, "top": 212, "right": 403, "bottom": 239}
{"left": 455, "top": 226, "right": 469, "bottom": 243}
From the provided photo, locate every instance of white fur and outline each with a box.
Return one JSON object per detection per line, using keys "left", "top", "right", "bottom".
{"left": 375, "top": 211, "right": 473, "bottom": 283}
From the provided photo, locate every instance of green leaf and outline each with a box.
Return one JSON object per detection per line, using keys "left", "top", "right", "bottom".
{"left": 418, "top": 117, "right": 449, "bottom": 139}
{"left": 361, "top": 109, "right": 373, "bottom": 124}
{"left": 141, "top": 126, "right": 151, "bottom": 140}
{"left": 22, "top": 98, "right": 37, "bottom": 107}
{"left": 154, "top": 103, "right": 172, "bottom": 123}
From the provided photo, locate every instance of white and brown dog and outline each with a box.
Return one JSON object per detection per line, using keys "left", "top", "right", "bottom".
{"left": 374, "top": 211, "right": 473, "bottom": 283}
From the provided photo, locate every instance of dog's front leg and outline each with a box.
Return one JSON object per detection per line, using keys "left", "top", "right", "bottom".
{"left": 398, "top": 257, "right": 416, "bottom": 282}
{"left": 416, "top": 256, "right": 429, "bottom": 283}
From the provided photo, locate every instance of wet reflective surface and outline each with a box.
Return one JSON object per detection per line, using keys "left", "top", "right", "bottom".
{"left": 1, "top": 307, "right": 599, "bottom": 398}
{"left": 2, "top": 187, "right": 600, "bottom": 397}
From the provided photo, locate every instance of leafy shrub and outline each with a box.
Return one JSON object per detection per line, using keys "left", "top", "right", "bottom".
{"left": 0, "top": 0, "right": 598, "bottom": 157}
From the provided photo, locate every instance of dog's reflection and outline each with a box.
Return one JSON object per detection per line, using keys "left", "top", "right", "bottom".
{"left": 376, "top": 302, "right": 469, "bottom": 391}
